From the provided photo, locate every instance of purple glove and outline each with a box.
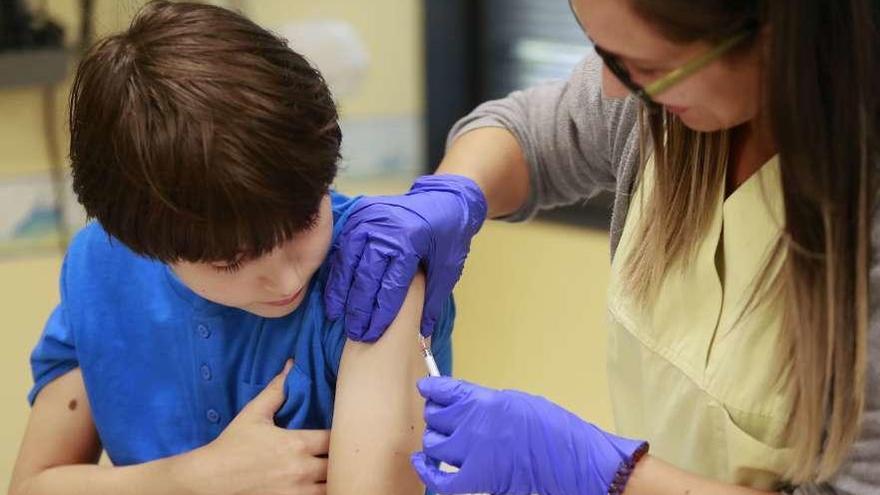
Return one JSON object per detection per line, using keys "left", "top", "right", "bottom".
{"left": 324, "top": 174, "right": 487, "bottom": 342}
{"left": 411, "top": 377, "right": 648, "bottom": 495}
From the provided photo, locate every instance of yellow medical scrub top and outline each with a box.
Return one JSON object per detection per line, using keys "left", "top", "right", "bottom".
{"left": 607, "top": 156, "right": 794, "bottom": 490}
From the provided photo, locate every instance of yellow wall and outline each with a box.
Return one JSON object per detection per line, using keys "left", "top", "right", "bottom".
{"left": 0, "top": 0, "right": 612, "bottom": 489}
{"left": 0, "top": 257, "right": 62, "bottom": 487}
{"left": 453, "top": 222, "right": 613, "bottom": 429}
{"left": 0, "top": 0, "right": 422, "bottom": 178}
{"left": 248, "top": 0, "right": 423, "bottom": 117}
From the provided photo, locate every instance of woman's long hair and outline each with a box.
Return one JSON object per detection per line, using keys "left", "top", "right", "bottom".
{"left": 624, "top": 0, "right": 879, "bottom": 483}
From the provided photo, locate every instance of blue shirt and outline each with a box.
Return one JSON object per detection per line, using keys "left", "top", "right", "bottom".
{"left": 29, "top": 192, "right": 454, "bottom": 467}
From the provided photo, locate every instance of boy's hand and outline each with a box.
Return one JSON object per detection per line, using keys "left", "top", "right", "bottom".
{"left": 179, "top": 360, "right": 330, "bottom": 495}
{"left": 325, "top": 174, "right": 487, "bottom": 342}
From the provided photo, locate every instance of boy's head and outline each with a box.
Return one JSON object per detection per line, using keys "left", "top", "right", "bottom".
{"left": 69, "top": 1, "right": 341, "bottom": 317}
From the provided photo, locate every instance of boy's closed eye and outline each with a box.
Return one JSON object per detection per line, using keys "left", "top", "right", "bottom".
{"left": 211, "top": 255, "right": 247, "bottom": 274}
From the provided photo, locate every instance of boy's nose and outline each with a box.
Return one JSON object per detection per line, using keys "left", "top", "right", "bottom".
{"left": 261, "top": 250, "right": 302, "bottom": 296}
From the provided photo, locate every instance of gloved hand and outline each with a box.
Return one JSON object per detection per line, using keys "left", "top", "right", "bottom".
{"left": 411, "top": 377, "right": 648, "bottom": 495}
{"left": 324, "top": 174, "right": 487, "bottom": 342}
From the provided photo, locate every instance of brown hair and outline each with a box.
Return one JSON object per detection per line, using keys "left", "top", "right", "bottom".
{"left": 69, "top": 0, "right": 341, "bottom": 263}
{"left": 625, "top": 0, "right": 879, "bottom": 483}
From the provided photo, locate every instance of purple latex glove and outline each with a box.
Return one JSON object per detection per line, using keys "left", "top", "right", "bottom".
{"left": 411, "top": 377, "right": 648, "bottom": 495}
{"left": 324, "top": 174, "right": 487, "bottom": 342}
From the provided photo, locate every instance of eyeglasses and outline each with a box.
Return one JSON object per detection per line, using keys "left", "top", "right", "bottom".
{"left": 591, "top": 29, "right": 756, "bottom": 112}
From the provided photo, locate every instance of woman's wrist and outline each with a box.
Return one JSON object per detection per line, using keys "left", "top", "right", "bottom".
{"left": 610, "top": 442, "right": 650, "bottom": 495}
{"left": 621, "top": 454, "right": 779, "bottom": 495}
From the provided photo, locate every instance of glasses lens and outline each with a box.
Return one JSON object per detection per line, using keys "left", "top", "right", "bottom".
{"left": 594, "top": 44, "right": 658, "bottom": 108}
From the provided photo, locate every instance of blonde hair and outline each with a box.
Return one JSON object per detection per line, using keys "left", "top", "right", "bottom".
{"left": 625, "top": 107, "right": 870, "bottom": 483}
{"left": 623, "top": 0, "right": 877, "bottom": 482}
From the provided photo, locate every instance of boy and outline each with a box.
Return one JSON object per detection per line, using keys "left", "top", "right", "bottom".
{"left": 8, "top": 2, "right": 453, "bottom": 495}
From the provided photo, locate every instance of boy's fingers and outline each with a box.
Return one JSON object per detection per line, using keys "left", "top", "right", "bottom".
{"left": 240, "top": 359, "right": 293, "bottom": 420}
{"left": 287, "top": 429, "right": 331, "bottom": 456}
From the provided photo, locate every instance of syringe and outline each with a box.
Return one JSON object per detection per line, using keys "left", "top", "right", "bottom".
{"left": 418, "top": 335, "right": 442, "bottom": 377}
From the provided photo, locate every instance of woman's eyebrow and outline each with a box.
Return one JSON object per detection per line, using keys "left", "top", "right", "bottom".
{"left": 568, "top": 0, "right": 664, "bottom": 66}
{"left": 597, "top": 43, "right": 660, "bottom": 66}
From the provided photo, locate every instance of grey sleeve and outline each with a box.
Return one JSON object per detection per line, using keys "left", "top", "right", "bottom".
{"left": 791, "top": 206, "right": 880, "bottom": 495}
{"left": 446, "top": 51, "right": 642, "bottom": 222}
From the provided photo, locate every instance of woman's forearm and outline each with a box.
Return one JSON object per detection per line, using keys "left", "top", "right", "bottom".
{"left": 436, "top": 127, "right": 530, "bottom": 219}
{"left": 624, "top": 455, "right": 779, "bottom": 495}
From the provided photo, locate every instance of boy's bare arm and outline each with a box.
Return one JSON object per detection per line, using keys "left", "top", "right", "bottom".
{"left": 8, "top": 369, "right": 197, "bottom": 495}
{"left": 9, "top": 369, "right": 102, "bottom": 493}
{"left": 327, "top": 274, "right": 431, "bottom": 495}
{"left": 10, "top": 366, "right": 330, "bottom": 495}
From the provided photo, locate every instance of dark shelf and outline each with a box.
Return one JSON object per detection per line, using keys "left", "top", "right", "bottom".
{"left": 425, "top": 0, "right": 612, "bottom": 230}
{"left": 0, "top": 48, "right": 69, "bottom": 88}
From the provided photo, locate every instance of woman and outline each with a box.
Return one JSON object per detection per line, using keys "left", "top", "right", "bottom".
{"left": 325, "top": 0, "right": 879, "bottom": 493}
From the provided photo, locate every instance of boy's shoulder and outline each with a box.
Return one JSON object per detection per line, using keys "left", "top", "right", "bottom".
{"left": 329, "top": 190, "right": 362, "bottom": 236}
{"left": 63, "top": 221, "right": 162, "bottom": 298}
{"left": 67, "top": 221, "right": 146, "bottom": 268}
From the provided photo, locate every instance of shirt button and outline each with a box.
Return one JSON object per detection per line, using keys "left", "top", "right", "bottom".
{"left": 197, "top": 324, "right": 211, "bottom": 339}
{"left": 206, "top": 409, "right": 220, "bottom": 423}
{"left": 200, "top": 364, "right": 212, "bottom": 381}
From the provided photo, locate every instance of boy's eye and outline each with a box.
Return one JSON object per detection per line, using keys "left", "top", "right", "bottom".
{"left": 215, "top": 262, "right": 243, "bottom": 273}
{"left": 211, "top": 258, "right": 245, "bottom": 273}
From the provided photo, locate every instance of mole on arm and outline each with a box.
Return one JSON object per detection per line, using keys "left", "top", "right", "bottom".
{"left": 68, "top": 399, "right": 78, "bottom": 411}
